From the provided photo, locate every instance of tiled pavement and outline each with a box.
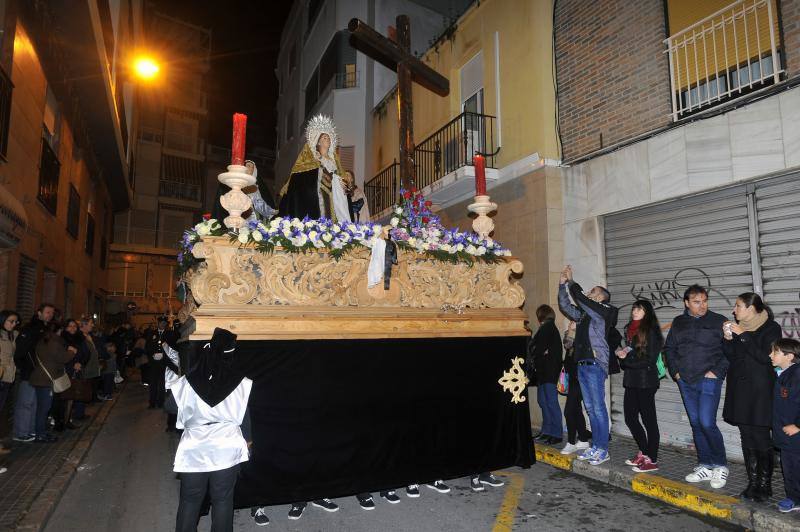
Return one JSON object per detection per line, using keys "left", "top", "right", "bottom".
{"left": 0, "top": 381, "right": 128, "bottom": 531}
{"left": 535, "top": 427, "right": 800, "bottom": 531}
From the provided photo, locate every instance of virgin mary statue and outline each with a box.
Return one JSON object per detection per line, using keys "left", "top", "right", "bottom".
{"left": 278, "top": 115, "right": 351, "bottom": 223}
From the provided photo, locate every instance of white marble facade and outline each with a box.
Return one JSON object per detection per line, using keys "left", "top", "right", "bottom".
{"left": 562, "top": 86, "right": 800, "bottom": 288}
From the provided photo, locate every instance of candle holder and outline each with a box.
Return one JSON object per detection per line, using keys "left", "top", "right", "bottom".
{"left": 218, "top": 164, "right": 256, "bottom": 230}
{"left": 467, "top": 194, "right": 498, "bottom": 240}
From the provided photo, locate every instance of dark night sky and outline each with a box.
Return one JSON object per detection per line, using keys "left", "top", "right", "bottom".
{"left": 151, "top": 0, "right": 292, "bottom": 150}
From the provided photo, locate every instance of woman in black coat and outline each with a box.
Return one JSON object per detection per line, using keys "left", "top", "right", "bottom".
{"left": 529, "top": 305, "right": 564, "bottom": 445}
{"left": 616, "top": 300, "right": 663, "bottom": 472}
{"left": 722, "top": 292, "right": 783, "bottom": 502}
{"left": 51, "top": 319, "right": 86, "bottom": 431}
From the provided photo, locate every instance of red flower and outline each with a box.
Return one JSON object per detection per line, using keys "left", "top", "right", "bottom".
{"left": 202, "top": 213, "right": 211, "bottom": 221}
{"left": 410, "top": 186, "right": 418, "bottom": 194}
{"left": 424, "top": 200, "right": 432, "bottom": 207}
{"left": 422, "top": 217, "right": 430, "bottom": 224}
{"left": 403, "top": 191, "right": 411, "bottom": 200}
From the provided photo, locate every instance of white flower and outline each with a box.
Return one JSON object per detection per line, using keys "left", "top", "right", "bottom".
{"left": 456, "top": 243, "right": 464, "bottom": 252}
{"left": 305, "top": 220, "right": 314, "bottom": 228}
{"left": 238, "top": 230, "right": 249, "bottom": 244}
{"left": 332, "top": 224, "right": 341, "bottom": 233}
{"left": 466, "top": 245, "right": 477, "bottom": 255}
{"left": 282, "top": 228, "right": 292, "bottom": 238}
{"left": 390, "top": 218, "right": 399, "bottom": 227}
{"left": 322, "top": 233, "right": 333, "bottom": 242}
{"left": 477, "top": 246, "right": 486, "bottom": 255}
{"left": 196, "top": 225, "right": 210, "bottom": 236}
{"left": 395, "top": 207, "right": 403, "bottom": 215}
{"left": 269, "top": 219, "right": 280, "bottom": 229}
{"left": 252, "top": 231, "right": 263, "bottom": 242}
{"left": 408, "top": 237, "right": 417, "bottom": 247}
{"left": 422, "top": 242, "right": 430, "bottom": 250}
{"left": 308, "top": 230, "right": 318, "bottom": 240}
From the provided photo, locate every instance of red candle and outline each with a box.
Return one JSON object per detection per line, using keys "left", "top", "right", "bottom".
{"left": 473, "top": 154, "right": 486, "bottom": 196}
{"left": 231, "top": 113, "right": 247, "bottom": 166}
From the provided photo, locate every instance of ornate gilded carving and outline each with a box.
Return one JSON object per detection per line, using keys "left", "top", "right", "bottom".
{"left": 186, "top": 237, "right": 525, "bottom": 310}
{"left": 498, "top": 357, "right": 529, "bottom": 404}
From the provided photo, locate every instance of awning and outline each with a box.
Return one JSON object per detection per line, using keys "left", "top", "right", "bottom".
{"left": 0, "top": 183, "right": 27, "bottom": 248}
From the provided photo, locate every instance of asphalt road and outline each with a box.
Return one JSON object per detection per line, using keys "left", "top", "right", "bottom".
{"left": 44, "top": 384, "right": 740, "bottom": 531}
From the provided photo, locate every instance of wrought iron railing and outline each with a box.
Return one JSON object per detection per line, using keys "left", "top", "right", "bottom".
{"left": 664, "top": 0, "right": 783, "bottom": 121}
{"left": 159, "top": 179, "right": 201, "bottom": 203}
{"left": 363, "top": 112, "right": 498, "bottom": 215}
{"left": 364, "top": 161, "right": 398, "bottom": 216}
{"left": 335, "top": 70, "right": 359, "bottom": 89}
{"left": 414, "top": 111, "right": 497, "bottom": 190}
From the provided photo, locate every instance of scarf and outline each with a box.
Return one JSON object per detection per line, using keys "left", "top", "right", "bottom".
{"left": 185, "top": 328, "right": 245, "bottom": 408}
{"left": 739, "top": 310, "right": 768, "bottom": 332}
{"left": 626, "top": 319, "right": 641, "bottom": 344}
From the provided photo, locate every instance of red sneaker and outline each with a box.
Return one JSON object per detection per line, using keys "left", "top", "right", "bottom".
{"left": 625, "top": 451, "right": 644, "bottom": 466}
{"left": 633, "top": 456, "right": 659, "bottom": 473}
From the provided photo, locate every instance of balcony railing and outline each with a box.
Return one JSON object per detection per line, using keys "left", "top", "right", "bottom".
{"left": 364, "top": 161, "right": 398, "bottom": 217}
{"left": 665, "top": 0, "right": 783, "bottom": 121}
{"left": 159, "top": 179, "right": 201, "bottom": 203}
{"left": 364, "top": 112, "right": 498, "bottom": 215}
{"left": 335, "top": 70, "right": 359, "bottom": 89}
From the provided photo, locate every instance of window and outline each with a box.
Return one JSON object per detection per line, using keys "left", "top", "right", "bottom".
{"left": 307, "top": 0, "right": 324, "bottom": 34}
{"left": 149, "top": 264, "right": 174, "bottom": 298}
{"left": 43, "top": 86, "right": 60, "bottom": 149}
{"left": 37, "top": 140, "right": 60, "bottom": 215}
{"left": 85, "top": 213, "right": 95, "bottom": 255}
{"left": 67, "top": 185, "right": 80, "bottom": 238}
{"left": 665, "top": 0, "right": 783, "bottom": 119}
{"left": 0, "top": 65, "right": 12, "bottom": 160}
{"left": 64, "top": 277, "right": 74, "bottom": 319}
{"left": 16, "top": 255, "right": 37, "bottom": 322}
{"left": 41, "top": 268, "right": 57, "bottom": 305}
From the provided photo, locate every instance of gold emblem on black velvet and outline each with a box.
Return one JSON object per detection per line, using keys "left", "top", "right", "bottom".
{"left": 498, "top": 357, "right": 528, "bottom": 404}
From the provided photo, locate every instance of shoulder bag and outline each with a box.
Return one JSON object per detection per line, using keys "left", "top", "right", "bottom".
{"left": 36, "top": 355, "right": 72, "bottom": 393}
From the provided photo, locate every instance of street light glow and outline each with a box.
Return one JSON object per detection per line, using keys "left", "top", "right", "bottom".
{"left": 134, "top": 56, "right": 160, "bottom": 80}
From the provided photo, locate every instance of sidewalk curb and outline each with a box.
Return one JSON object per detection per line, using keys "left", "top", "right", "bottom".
{"left": 535, "top": 443, "right": 800, "bottom": 531}
{"left": 14, "top": 386, "right": 124, "bottom": 531}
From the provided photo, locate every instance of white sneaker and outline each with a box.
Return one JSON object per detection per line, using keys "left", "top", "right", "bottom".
{"left": 576, "top": 440, "right": 590, "bottom": 450}
{"left": 561, "top": 442, "right": 580, "bottom": 455}
{"left": 685, "top": 466, "right": 713, "bottom": 483}
{"left": 710, "top": 466, "right": 729, "bottom": 489}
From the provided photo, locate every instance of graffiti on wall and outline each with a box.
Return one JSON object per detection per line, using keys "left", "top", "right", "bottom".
{"left": 776, "top": 292, "right": 800, "bottom": 339}
{"left": 622, "top": 267, "right": 733, "bottom": 313}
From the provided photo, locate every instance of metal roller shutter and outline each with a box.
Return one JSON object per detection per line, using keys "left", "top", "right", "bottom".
{"left": 604, "top": 185, "right": 754, "bottom": 461}
{"left": 755, "top": 174, "right": 800, "bottom": 340}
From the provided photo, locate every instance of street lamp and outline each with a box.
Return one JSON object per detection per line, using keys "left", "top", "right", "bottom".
{"left": 133, "top": 56, "right": 160, "bottom": 81}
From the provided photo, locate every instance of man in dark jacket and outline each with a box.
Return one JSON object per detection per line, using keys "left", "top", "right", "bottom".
{"left": 557, "top": 265, "right": 617, "bottom": 466}
{"left": 145, "top": 316, "right": 169, "bottom": 408}
{"left": 664, "top": 284, "right": 729, "bottom": 489}
{"left": 12, "top": 304, "right": 54, "bottom": 441}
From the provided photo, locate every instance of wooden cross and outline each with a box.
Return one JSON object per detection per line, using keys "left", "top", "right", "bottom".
{"left": 348, "top": 15, "right": 450, "bottom": 195}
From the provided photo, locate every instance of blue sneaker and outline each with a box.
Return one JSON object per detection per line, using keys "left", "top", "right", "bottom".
{"left": 778, "top": 498, "right": 800, "bottom": 513}
{"left": 577, "top": 446, "right": 597, "bottom": 461}
{"left": 588, "top": 449, "right": 610, "bottom": 466}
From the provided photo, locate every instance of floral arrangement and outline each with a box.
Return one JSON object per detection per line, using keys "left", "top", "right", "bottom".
{"left": 387, "top": 187, "right": 510, "bottom": 263}
{"left": 178, "top": 190, "right": 510, "bottom": 272}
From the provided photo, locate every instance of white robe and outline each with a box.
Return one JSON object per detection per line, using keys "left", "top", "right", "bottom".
{"left": 172, "top": 376, "right": 252, "bottom": 473}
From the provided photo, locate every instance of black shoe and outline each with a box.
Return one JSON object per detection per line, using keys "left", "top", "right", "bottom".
{"left": 356, "top": 494, "right": 375, "bottom": 510}
{"left": 425, "top": 480, "right": 450, "bottom": 493}
{"left": 380, "top": 490, "right": 401, "bottom": 504}
{"left": 478, "top": 473, "right": 505, "bottom": 487}
{"left": 65, "top": 422, "right": 80, "bottom": 430}
{"left": 35, "top": 434, "right": 58, "bottom": 443}
{"left": 547, "top": 437, "right": 563, "bottom": 446}
{"left": 470, "top": 476, "right": 485, "bottom": 492}
{"left": 534, "top": 433, "right": 550, "bottom": 442}
{"left": 250, "top": 507, "right": 269, "bottom": 526}
{"left": 406, "top": 484, "right": 420, "bottom": 497}
{"left": 741, "top": 448, "right": 758, "bottom": 500}
{"left": 753, "top": 449, "right": 774, "bottom": 503}
{"left": 53, "top": 423, "right": 65, "bottom": 433}
{"left": 288, "top": 503, "right": 306, "bottom": 520}
{"left": 311, "top": 499, "right": 338, "bottom": 512}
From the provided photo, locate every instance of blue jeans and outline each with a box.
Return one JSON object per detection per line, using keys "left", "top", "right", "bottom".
{"left": 537, "top": 383, "right": 563, "bottom": 438}
{"left": 578, "top": 363, "right": 609, "bottom": 451}
{"left": 13, "top": 380, "right": 36, "bottom": 438}
{"left": 677, "top": 377, "right": 727, "bottom": 467}
{"left": 33, "top": 385, "right": 53, "bottom": 437}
